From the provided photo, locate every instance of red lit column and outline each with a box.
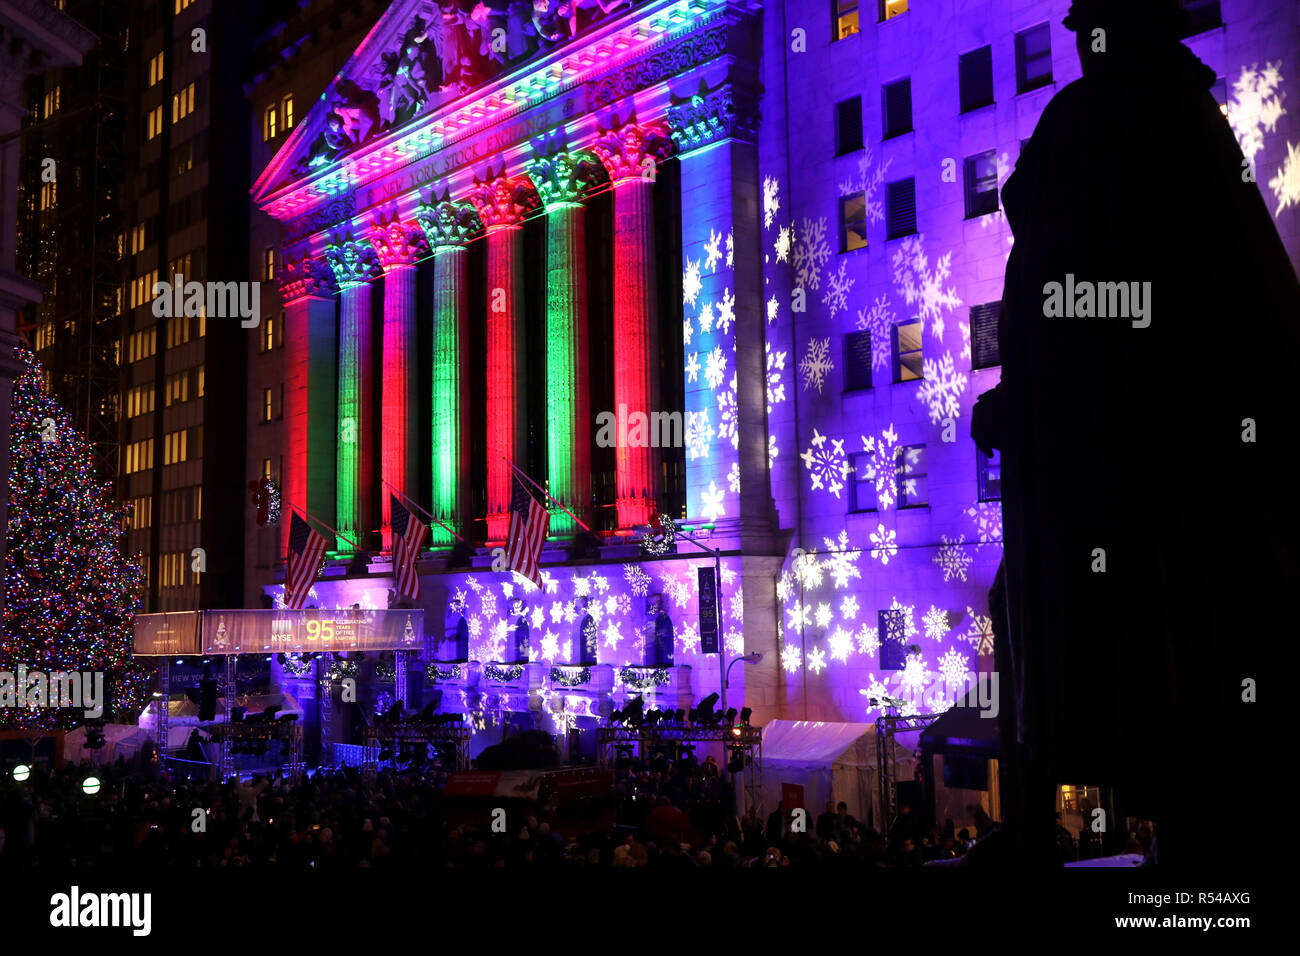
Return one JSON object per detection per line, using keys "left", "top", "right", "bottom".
{"left": 369, "top": 218, "right": 427, "bottom": 551}
{"left": 593, "top": 118, "right": 674, "bottom": 531}
{"left": 276, "top": 254, "right": 337, "bottom": 557}
{"left": 323, "top": 236, "right": 380, "bottom": 550}
{"left": 468, "top": 168, "right": 539, "bottom": 542}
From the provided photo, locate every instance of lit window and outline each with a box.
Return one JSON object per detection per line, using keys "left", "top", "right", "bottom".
{"left": 146, "top": 105, "right": 164, "bottom": 141}
{"left": 262, "top": 457, "right": 272, "bottom": 480}
{"left": 130, "top": 223, "right": 146, "bottom": 255}
{"left": 175, "top": 0, "right": 194, "bottom": 13}
{"left": 263, "top": 387, "right": 273, "bottom": 422}
{"left": 261, "top": 315, "right": 275, "bottom": 351}
{"left": 148, "top": 52, "right": 165, "bottom": 88}
{"left": 839, "top": 192, "right": 868, "bottom": 252}
{"left": 43, "top": 86, "right": 60, "bottom": 117}
{"left": 197, "top": 366, "right": 205, "bottom": 397}
{"left": 879, "top": 0, "right": 907, "bottom": 21}
{"left": 964, "top": 150, "right": 1000, "bottom": 218}
{"left": 978, "top": 446, "right": 1002, "bottom": 501}
{"left": 39, "top": 181, "right": 57, "bottom": 210}
{"left": 897, "top": 444, "right": 927, "bottom": 507}
{"left": 172, "top": 82, "right": 195, "bottom": 123}
{"left": 263, "top": 247, "right": 276, "bottom": 281}
{"left": 893, "top": 318, "right": 922, "bottom": 382}
{"left": 282, "top": 94, "right": 295, "bottom": 129}
{"left": 1016, "top": 24, "right": 1053, "bottom": 94}
{"left": 264, "top": 105, "right": 278, "bottom": 141}
{"left": 833, "top": 0, "right": 859, "bottom": 40}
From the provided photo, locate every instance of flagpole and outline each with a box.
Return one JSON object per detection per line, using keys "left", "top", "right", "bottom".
{"left": 381, "top": 478, "right": 467, "bottom": 544}
{"left": 502, "top": 457, "right": 594, "bottom": 536}
{"left": 285, "top": 502, "right": 364, "bottom": 554}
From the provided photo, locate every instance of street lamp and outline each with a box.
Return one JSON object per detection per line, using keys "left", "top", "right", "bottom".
{"left": 722, "top": 651, "right": 762, "bottom": 722}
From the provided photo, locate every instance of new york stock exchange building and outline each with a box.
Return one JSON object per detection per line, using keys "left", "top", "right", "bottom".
{"left": 233, "top": 0, "right": 1297, "bottom": 819}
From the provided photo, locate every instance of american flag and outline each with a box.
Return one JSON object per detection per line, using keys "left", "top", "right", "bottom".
{"left": 505, "top": 473, "right": 549, "bottom": 587}
{"left": 390, "top": 493, "right": 428, "bottom": 600}
{"left": 284, "top": 512, "right": 328, "bottom": 609}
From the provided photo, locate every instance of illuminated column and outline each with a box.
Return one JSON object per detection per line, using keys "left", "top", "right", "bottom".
{"left": 369, "top": 217, "right": 427, "bottom": 551}
{"left": 666, "top": 82, "right": 775, "bottom": 549}
{"left": 323, "top": 236, "right": 380, "bottom": 550}
{"left": 276, "top": 254, "right": 338, "bottom": 556}
{"left": 467, "top": 167, "right": 540, "bottom": 542}
{"left": 592, "top": 117, "right": 674, "bottom": 531}
{"left": 525, "top": 145, "right": 605, "bottom": 537}
{"left": 416, "top": 194, "right": 483, "bottom": 546}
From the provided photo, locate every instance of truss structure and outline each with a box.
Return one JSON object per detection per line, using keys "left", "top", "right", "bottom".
{"left": 597, "top": 724, "right": 763, "bottom": 815}
{"left": 875, "top": 712, "right": 941, "bottom": 834}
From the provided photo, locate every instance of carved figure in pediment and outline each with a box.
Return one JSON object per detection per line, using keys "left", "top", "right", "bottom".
{"left": 378, "top": 16, "right": 439, "bottom": 126}
{"left": 534, "top": 0, "right": 632, "bottom": 42}
{"left": 303, "top": 112, "right": 350, "bottom": 171}
{"left": 430, "top": 1, "right": 484, "bottom": 95}
{"left": 332, "top": 79, "right": 381, "bottom": 146}
{"left": 505, "top": 1, "right": 540, "bottom": 60}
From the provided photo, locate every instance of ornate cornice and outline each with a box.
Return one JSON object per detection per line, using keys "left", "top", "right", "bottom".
{"left": 588, "top": 22, "right": 730, "bottom": 109}
{"left": 368, "top": 214, "right": 427, "bottom": 269}
{"left": 665, "top": 80, "right": 760, "bottom": 153}
{"left": 415, "top": 192, "right": 483, "bottom": 248}
{"left": 284, "top": 194, "right": 357, "bottom": 245}
{"left": 525, "top": 141, "right": 605, "bottom": 208}
{"left": 467, "top": 164, "right": 541, "bottom": 229}
{"left": 277, "top": 253, "right": 337, "bottom": 301}
{"left": 592, "top": 114, "right": 673, "bottom": 182}
{"left": 323, "top": 235, "right": 380, "bottom": 288}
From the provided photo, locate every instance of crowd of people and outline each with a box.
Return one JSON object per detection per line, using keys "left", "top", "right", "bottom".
{"left": 1, "top": 754, "right": 1017, "bottom": 868}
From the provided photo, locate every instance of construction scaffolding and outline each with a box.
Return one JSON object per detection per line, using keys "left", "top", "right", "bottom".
{"left": 597, "top": 724, "right": 764, "bottom": 815}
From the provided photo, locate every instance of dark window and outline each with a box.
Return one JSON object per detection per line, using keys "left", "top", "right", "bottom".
{"left": 969, "top": 302, "right": 1001, "bottom": 369}
{"left": 849, "top": 451, "right": 877, "bottom": 512}
{"left": 964, "top": 150, "right": 1000, "bottom": 218}
{"left": 844, "top": 330, "right": 873, "bottom": 390}
{"left": 578, "top": 614, "right": 597, "bottom": 665}
{"left": 1179, "top": 0, "right": 1221, "bottom": 37}
{"left": 653, "top": 613, "right": 675, "bottom": 667}
{"left": 978, "top": 446, "right": 1002, "bottom": 501}
{"left": 886, "top": 177, "right": 916, "bottom": 239}
{"left": 893, "top": 318, "right": 922, "bottom": 382}
{"left": 879, "top": 609, "right": 908, "bottom": 669}
{"left": 456, "top": 617, "right": 469, "bottom": 661}
{"left": 898, "top": 444, "right": 927, "bottom": 507}
{"left": 834, "top": 0, "right": 860, "bottom": 40}
{"left": 882, "top": 79, "right": 912, "bottom": 138}
{"left": 840, "top": 193, "right": 868, "bottom": 251}
{"left": 1016, "top": 24, "right": 1053, "bottom": 93}
{"left": 514, "top": 620, "right": 529, "bottom": 661}
{"left": 959, "top": 45, "right": 995, "bottom": 112}
{"left": 836, "top": 96, "right": 863, "bottom": 154}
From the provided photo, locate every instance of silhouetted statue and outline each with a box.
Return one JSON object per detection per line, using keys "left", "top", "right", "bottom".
{"left": 972, "top": 0, "right": 1299, "bottom": 867}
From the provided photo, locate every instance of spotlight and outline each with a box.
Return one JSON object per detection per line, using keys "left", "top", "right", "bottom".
{"left": 725, "top": 707, "right": 738, "bottom": 725}
{"left": 740, "top": 707, "right": 752, "bottom": 725}
{"left": 621, "top": 695, "right": 644, "bottom": 727}
{"left": 689, "top": 693, "right": 719, "bottom": 724}
{"left": 674, "top": 708, "right": 686, "bottom": 724}
{"left": 82, "top": 776, "right": 101, "bottom": 795}
{"left": 12, "top": 764, "right": 30, "bottom": 782}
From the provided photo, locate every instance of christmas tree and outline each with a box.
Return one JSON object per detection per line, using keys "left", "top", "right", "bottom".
{"left": 2, "top": 349, "right": 149, "bottom": 729}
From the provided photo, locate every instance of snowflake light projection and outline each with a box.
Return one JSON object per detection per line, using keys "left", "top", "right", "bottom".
{"left": 685, "top": 409, "right": 713, "bottom": 460}
{"left": 1228, "top": 61, "right": 1286, "bottom": 166}
{"left": 869, "top": 523, "right": 898, "bottom": 564}
{"left": 705, "top": 346, "right": 728, "bottom": 389}
{"left": 821, "top": 530, "right": 863, "bottom": 588}
{"left": 787, "top": 601, "right": 810, "bottom": 631}
{"left": 704, "top": 228, "right": 724, "bottom": 272}
{"left": 829, "top": 627, "right": 854, "bottom": 661}
{"left": 840, "top": 595, "right": 859, "bottom": 620}
{"left": 684, "top": 351, "right": 700, "bottom": 384}
{"left": 899, "top": 653, "right": 930, "bottom": 698}
{"left": 800, "top": 428, "right": 849, "bottom": 498}
{"left": 701, "top": 481, "right": 726, "bottom": 522}
{"left": 766, "top": 341, "right": 787, "bottom": 413}
{"left": 726, "top": 230, "right": 734, "bottom": 268}
{"left": 938, "top": 648, "right": 968, "bottom": 695}
{"left": 727, "top": 460, "right": 741, "bottom": 493}
{"left": 729, "top": 590, "right": 744, "bottom": 622}
{"left": 623, "top": 564, "right": 651, "bottom": 596}
{"left": 837, "top": 147, "right": 892, "bottom": 224}
{"left": 792, "top": 217, "right": 831, "bottom": 290}
{"left": 807, "top": 647, "right": 828, "bottom": 674}
{"left": 916, "top": 352, "right": 969, "bottom": 424}
{"left": 768, "top": 434, "right": 779, "bottom": 465}
{"left": 698, "top": 301, "right": 714, "bottom": 334}
{"left": 923, "top": 605, "right": 949, "bottom": 642}
{"left": 855, "top": 294, "right": 895, "bottom": 372}
{"left": 781, "top": 644, "right": 803, "bottom": 673}
{"left": 799, "top": 337, "right": 834, "bottom": 393}
{"left": 724, "top": 629, "right": 744, "bottom": 655}
{"left": 716, "top": 288, "right": 736, "bottom": 335}
{"left": 683, "top": 256, "right": 703, "bottom": 307}
{"left": 683, "top": 315, "right": 693, "bottom": 347}
{"left": 717, "top": 387, "right": 739, "bottom": 449}
{"left": 814, "top": 602, "right": 834, "bottom": 628}
{"left": 602, "top": 620, "right": 622, "bottom": 650}
{"left": 793, "top": 547, "right": 824, "bottom": 588}
{"left": 763, "top": 176, "right": 780, "bottom": 228}
{"left": 860, "top": 424, "right": 901, "bottom": 510}
{"left": 530, "top": 605, "right": 545, "bottom": 629}
{"left": 890, "top": 235, "right": 962, "bottom": 342}
{"left": 856, "top": 625, "right": 880, "bottom": 656}
{"left": 1270, "top": 140, "right": 1300, "bottom": 215}
{"left": 823, "top": 261, "right": 854, "bottom": 317}
{"left": 678, "top": 621, "right": 700, "bottom": 654}
{"left": 859, "top": 674, "right": 892, "bottom": 713}
{"left": 966, "top": 502, "right": 1003, "bottom": 547}
{"left": 888, "top": 598, "right": 918, "bottom": 640}
{"left": 767, "top": 294, "right": 780, "bottom": 324}
{"left": 933, "top": 534, "right": 973, "bottom": 582}
{"left": 964, "top": 607, "right": 995, "bottom": 656}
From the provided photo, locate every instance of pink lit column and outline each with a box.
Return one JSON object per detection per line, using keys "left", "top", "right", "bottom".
{"left": 593, "top": 119, "right": 674, "bottom": 530}
{"left": 369, "top": 219, "right": 426, "bottom": 550}
{"left": 468, "top": 169, "right": 539, "bottom": 542}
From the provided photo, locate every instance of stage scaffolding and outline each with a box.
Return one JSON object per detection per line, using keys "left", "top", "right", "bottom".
{"left": 875, "top": 712, "right": 940, "bottom": 834}
{"left": 206, "top": 718, "right": 305, "bottom": 782}
{"left": 362, "top": 720, "right": 472, "bottom": 783}
{"left": 597, "top": 725, "right": 764, "bottom": 814}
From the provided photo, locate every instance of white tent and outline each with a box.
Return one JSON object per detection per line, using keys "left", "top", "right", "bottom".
{"left": 760, "top": 720, "right": 917, "bottom": 831}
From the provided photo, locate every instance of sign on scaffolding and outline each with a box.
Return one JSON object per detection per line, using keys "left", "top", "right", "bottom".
{"left": 133, "top": 609, "right": 425, "bottom": 656}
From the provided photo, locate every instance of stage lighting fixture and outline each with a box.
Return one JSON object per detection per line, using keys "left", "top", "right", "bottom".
{"left": 621, "top": 695, "right": 645, "bottom": 727}
{"left": 12, "top": 765, "right": 30, "bottom": 782}
{"left": 740, "top": 707, "right": 752, "bottom": 725}
{"left": 673, "top": 708, "right": 685, "bottom": 724}
{"left": 727, "top": 749, "right": 745, "bottom": 774}
{"left": 725, "top": 707, "right": 738, "bottom": 725}
{"left": 378, "top": 744, "right": 394, "bottom": 761}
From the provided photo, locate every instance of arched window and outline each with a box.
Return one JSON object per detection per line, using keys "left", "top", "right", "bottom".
{"left": 455, "top": 616, "right": 469, "bottom": 661}
{"left": 578, "top": 614, "right": 597, "bottom": 665}
{"left": 514, "top": 619, "right": 530, "bottom": 662}
{"left": 653, "top": 613, "right": 675, "bottom": 668}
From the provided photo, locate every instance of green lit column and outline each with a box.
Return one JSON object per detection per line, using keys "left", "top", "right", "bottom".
{"left": 525, "top": 146, "right": 604, "bottom": 537}
{"left": 323, "top": 236, "right": 380, "bottom": 550}
{"left": 416, "top": 194, "right": 482, "bottom": 547}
